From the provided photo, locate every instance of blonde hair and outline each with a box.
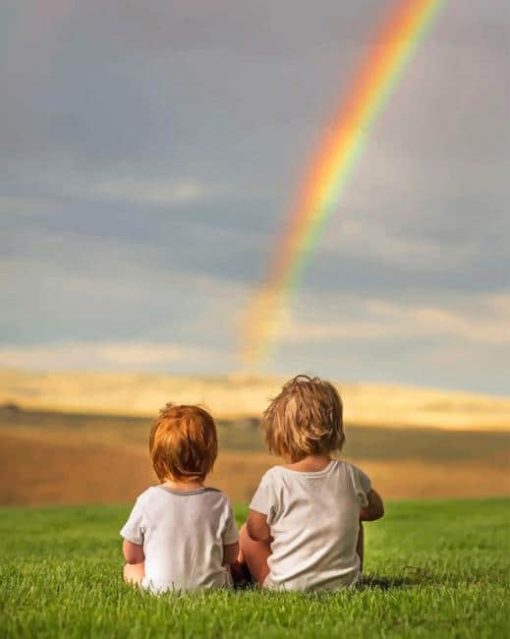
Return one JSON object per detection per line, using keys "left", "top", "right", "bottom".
{"left": 149, "top": 404, "right": 218, "bottom": 482}
{"left": 263, "top": 375, "right": 344, "bottom": 462}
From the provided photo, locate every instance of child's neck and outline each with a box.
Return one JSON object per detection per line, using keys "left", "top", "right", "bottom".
{"left": 163, "top": 477, "right": 205, "bottom": 492}
{"left": 283, "top": 454, "right": 332, "bottom": 472}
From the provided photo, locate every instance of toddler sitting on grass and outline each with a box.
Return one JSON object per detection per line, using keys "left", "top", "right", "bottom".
{"left": 238, "top": 374, "right": 384, "bottom": 591}
{"left": 120, "top": 404, "right": 239, "bottom": 593}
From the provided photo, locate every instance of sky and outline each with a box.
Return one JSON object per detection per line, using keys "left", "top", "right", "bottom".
{"left": 1, "top": 0, "right": 509, "bottom": 394}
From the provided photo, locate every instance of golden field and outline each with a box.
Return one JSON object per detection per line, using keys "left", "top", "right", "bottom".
{"left": 1, "top": 408, "right": 509, "bottom": 505}
{"left": 1, "top": 369, "right": 508, "bottom": 506}
{"left": 1, "top": 368, "right": 509, "bottom": 430}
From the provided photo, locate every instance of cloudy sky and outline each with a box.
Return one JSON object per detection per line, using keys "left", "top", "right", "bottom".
{"left": 2, "top": 0, "right": 509, "bottom": 394}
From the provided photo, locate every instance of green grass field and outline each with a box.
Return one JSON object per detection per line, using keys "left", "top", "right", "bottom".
{"left": 1, "top": 498, "right": 509, "bottom": 638}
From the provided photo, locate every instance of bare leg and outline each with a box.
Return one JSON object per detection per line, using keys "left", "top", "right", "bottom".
{"left": 238, "top": 524, "right": 271, "bottom": 586}
{"left": 356, "top": 523, "right": 364, "bottom": 573}
{"left": 123, "top": 562, "right": 145, "bottom": 586}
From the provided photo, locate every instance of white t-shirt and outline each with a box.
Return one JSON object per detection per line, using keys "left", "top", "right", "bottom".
{"left": 249, "top": 460, "right": 371, "bottom": 592}
{"left": 120, "top": 485, "right": 239, "bottom": 593}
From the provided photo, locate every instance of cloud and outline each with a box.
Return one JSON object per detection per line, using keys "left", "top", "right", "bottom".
{"left": 322, "top": 219, "right": 477, "bottom": 272}
{"left": 283, "top": 293, "right": 510, "bottom": 345}
{"left": 56, "top": 174, "right": 226, "bottom": 207}
{"left": 0, "top": 196, "right": 63, "bottom": 216}
{"left": 1, "top": 0, "right": 509, "bottom": 394}
{"left": 0, "top": 341, "right": 223, "bottom": 372}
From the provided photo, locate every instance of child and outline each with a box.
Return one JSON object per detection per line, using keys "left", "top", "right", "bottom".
{"left": 120, "top": 404, "right": 239, "bottom": 593}
{"left": 239, "top": 375, "right": 384, "bottom": 591}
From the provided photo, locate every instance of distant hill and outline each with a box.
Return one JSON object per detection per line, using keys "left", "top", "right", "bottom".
{"left": 0, "top": 369, "right": 509, "bottom": 431}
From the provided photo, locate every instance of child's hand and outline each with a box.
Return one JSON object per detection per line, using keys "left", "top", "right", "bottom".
{"left": 360, "top": 489, "right": 384, "bottom": 521}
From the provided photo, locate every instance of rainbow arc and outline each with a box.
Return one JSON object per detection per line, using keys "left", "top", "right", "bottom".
{"left": 241, "top": 0, "right": 447, "bottom": 365}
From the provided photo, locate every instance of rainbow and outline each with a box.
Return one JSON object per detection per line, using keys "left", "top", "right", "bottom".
{"left": 241, "top": 0, "right": 447, "bottom": 365}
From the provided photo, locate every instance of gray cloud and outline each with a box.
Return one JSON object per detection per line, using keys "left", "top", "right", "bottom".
{"left": 1, "top": 0, "right": 509, "bottom": 392}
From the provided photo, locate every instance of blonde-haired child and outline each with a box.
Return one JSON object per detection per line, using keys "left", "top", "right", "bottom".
{"left": 121, "top": 404, "right": 239, "bottom": 592}
{"left": 239, "top": 375, "right": 384, "bottom": 591}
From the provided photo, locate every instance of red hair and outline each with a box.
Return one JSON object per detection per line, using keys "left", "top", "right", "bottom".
{"left": 149, "top": 404, "right": 218, "bottom": 481}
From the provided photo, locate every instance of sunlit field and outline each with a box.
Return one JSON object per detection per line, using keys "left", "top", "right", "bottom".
{"left": 1, "top": 372, "right": 508, "bottom": 637}
{"left": 1, "top": 406, "right": 509, "bottom": 505}
{"left": 1, "top": 499, "right": 508, "bottom": 639}
{"left": 2, "top": 369, "right": 510, "bottom": 429}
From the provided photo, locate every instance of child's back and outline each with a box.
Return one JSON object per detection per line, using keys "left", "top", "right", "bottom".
{"left": 122, "top": 485, "right": 237, "bottom": 592}
{"left": 241, "top": 375, "right": 384, "bottom": 591}
{"left": 120, "top": 404, "right": 238, "bottom": 593}
{"left": 251, "top": 459, "right": 371, "bottom": 590}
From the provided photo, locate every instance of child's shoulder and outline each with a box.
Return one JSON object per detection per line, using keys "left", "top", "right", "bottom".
{"left": 202, "top": 486, "right": 233, "bottom": 504}
{"left": 336, "top": 460, "right": 363, "bottom": 472}
{"left": 331, "top": 460, "right": 371, "bottom": 483}
{"left": 261, "top": 460, "right": 369, "bottom": 481}
{"left": 259, "top": 465, "right": 285, "bottom": 482}
{"left": 133, "top": 485, "right": 161, "bottom": 506}
{"left": 136, "top": 485, "right": 232, "bottom": 505}
{"left": 338, "top": 460, "right": 370, "bottom": 478}
{"left": 257, "top": 463, "right": 317, "bottom": 485}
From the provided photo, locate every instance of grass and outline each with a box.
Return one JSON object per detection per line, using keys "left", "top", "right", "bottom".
{"left": 0, "top": 498, "right": 509, "bottom": 638}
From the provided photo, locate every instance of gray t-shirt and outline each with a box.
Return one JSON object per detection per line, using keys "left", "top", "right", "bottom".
{"left": 120, "top": 485, "right": 239, "bottom": 593}
{"left": 250, "top": 460, "right": 371, "bottom": 591}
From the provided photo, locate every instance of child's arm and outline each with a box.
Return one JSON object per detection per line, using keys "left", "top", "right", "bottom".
{"left": 223, "top": 542, "right": 240, "bottom": 565}
{"left": 247, "top": 510, "right": 271, "bottom": 542}
{"left": 360, "top": 489, "right": 384, "bottom": 521}
{"left": 123, "top": 539, "right": 145, "bottom": 564}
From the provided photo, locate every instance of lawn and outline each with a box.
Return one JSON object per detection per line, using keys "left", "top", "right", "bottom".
{"left": 0, "top": 498, "right": 509, "bottom": 638}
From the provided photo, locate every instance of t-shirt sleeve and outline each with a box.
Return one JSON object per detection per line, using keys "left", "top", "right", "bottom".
{"left": 221, "top": 500, "right": 239, "bottom": 546}
{"left": 120, "top": 498, "right": 147, "bottom": 545}
{"left": 349, "top": 464, "right": 372, "bottom": 508}
{"left": 249, "top": 471, "right": 277, "bottom": 524}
